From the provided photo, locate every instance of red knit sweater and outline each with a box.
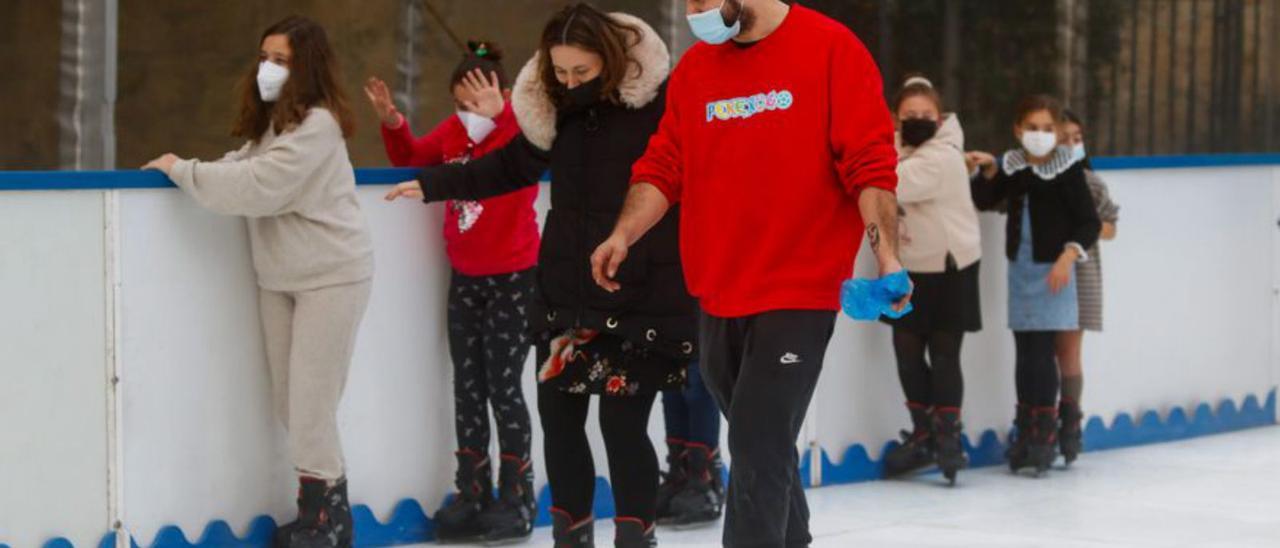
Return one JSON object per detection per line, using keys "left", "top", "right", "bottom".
{"left": 381, "top": 105, "right": 540, "bottom": 276}
{"left": 630, "top": 5, "right": 898, "bottom": 317}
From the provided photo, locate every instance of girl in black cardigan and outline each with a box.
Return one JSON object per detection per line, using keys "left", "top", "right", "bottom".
{"left": 967, "top": 95, "right": 1100, "bottom": 476}
{"left": 386, "top": 5, "right": 692, "bottom": 546}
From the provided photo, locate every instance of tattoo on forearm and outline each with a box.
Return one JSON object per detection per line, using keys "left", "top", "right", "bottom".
{"left": 876, "top": 192, "right": 900, "bottom": 258}
{"left": 859, "top": 187, "right": 902, "bottom": 262}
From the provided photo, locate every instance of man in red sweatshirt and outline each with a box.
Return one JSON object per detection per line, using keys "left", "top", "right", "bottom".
{"left": 590, "top": 1, "right": 906, "bottom": 546}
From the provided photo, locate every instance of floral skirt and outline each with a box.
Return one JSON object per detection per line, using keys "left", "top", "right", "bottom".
{"left": 535, "top": 329, "right": 687, "bottom": 397}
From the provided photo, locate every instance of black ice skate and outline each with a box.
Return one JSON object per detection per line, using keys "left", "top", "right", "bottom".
{"left": 478, "top": 454, "right": 536, "bottom": 544}
{"left": 884, "top": 402, "right": 935, "bottom": 478}
{"left": 1006, "top": 404, "right": 1031, "bottom": 473}
{"left": 614, "top": 517, "right": 657, "bottom": 548}
{"left": 932, "top": 406, "right": 968, "bottom": 486}
{"left": 1058, "top": 398, "right": 1084, "bottom": 466}
{"left": 655, "top": 439, "right": 688, "bottom": 524}
{"left": 667, "top": 444, "right": 725, "bottom": 527}
{"left": 1023, "top": 406, "right": 1059, "bottom": 477}
{"left": 274, "top": 476, "right": 352, "bottom": 548}
{"left": 433, "top": 449, "right": 493, "bottom": 543}
{"left": 551, "top": 507, "right": 594, "bottom": 548}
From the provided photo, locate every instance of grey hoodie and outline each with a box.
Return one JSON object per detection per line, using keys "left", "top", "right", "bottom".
{"left": 169, "top": 108, "right": 374, "bottom": 291}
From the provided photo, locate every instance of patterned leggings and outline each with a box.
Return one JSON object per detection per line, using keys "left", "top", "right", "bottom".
{"left": 447, "top": 268, "right": 534, "bottom": 460}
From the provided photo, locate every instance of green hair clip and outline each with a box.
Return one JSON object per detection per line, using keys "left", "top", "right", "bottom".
{"left": 475, "top": 44, "right": 489, "bottom": 57}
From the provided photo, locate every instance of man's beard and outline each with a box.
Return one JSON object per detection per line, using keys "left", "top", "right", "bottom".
{"left": 722, "top": 0, "right": 757, "bottom": 36}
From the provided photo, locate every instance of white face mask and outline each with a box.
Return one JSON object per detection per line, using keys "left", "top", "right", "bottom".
{"left": 257, "top": 61, "right": 290, "bottom": 102}
{"left": 1070, "top": 142, "right": 1087, "bottom": 163}
{"left": 1020, "top": 130, "right": 1058, "bottom": 158}
{"left": 456, "top": 110, "right": 497, "bottom": 144}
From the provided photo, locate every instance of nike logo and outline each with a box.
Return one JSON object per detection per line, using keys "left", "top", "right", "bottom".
{"left": 780, "top": 352, "right": 802, "bottom": 365}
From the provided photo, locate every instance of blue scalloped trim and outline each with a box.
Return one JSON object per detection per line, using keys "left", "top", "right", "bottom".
{"left": 820, "top": 390, "right": 1276, "bottom": 485}
{"left": 25, "top": 390, "right": 1275, "bottom": 548}
{"left": 143, "top": 516, "right": 276, "bottom": 547}
{"left": 42, "top": 535, "right": 137, "bottom": 548}
{"left": 78, "top": 479, "right": 617, "bottom": 548}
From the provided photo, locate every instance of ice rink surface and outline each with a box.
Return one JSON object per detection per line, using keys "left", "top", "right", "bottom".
{"left": 418, "top": 426, "right": 1280, "bottom": 547}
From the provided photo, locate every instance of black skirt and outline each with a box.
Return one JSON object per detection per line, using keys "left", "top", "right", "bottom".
{"left": 884, "top": 259, "right": 982, "bottom": 334}
{"left": 534, "top": 331, "right": 687, "bottom": 397}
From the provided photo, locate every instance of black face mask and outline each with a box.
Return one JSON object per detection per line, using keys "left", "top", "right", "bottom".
{"left": 563, "top": 76, "right": 605, "bottom": 108}
{"left": 900, "top": 118, "right": 939, "bottom": 147}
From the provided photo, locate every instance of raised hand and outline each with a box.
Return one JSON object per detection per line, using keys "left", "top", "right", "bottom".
{"left": 364, "top": 76, "right": 401, "bottom": 127}
{"left": 459, "top": 69, "right": 505, "bottom": 119}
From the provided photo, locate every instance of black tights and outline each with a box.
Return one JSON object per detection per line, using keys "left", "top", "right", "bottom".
{"left": 538, "top": 384, "right": 658, "bottom": 524}
{"left": 1014, "top": 331, "right": 1060, "bottom": 408}
{"left": 892, "top": 328, "right": 965, "bottom": 408}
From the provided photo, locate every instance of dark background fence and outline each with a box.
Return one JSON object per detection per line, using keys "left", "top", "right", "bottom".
{"left": 805, "top": 0, "right": 1280, "bottom": 156}
{"left": 2, "top": 0, "right": 1276, "bottom": 170}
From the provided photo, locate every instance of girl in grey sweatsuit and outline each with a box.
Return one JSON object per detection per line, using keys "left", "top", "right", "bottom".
{"left": 144, "top": 16, "right": 371, "bottom": 548}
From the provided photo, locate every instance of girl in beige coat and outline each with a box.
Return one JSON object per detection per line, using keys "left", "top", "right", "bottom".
{"left": 880, "top": 76, "right": 982, "bottom": 485}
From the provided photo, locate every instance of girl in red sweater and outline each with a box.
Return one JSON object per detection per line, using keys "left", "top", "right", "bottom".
{"left": 364, "top": 41, "right": 540, "bottom": 543}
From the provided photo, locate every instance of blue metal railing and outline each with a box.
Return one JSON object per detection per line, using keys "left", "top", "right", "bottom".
{"left": 2, "top": 155, "right": 1279, "bottom": 191}
{"left": 1090, "top": 153, "right": 1280, "bottom": 170}
{"left": 0, "top": 167, "right": 421, "bottom": 191}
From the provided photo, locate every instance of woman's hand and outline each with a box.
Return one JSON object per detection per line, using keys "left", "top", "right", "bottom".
{"left": 384, "top": 179, "right": 423, "bottom": 201}
{"left": 459, "top": 69, "right": 505, "bottom": 119}
{"left": 1047, "top": 249, "right": 1079, "bottom": 294}
{"left": 141, "top": 153, "right": 180, "bottom": 176}
{"left": 965, "top": 151, "right": 998, "bottom": 179}
{"left": 364, "top": 77, "right": 402, "bottom": 128}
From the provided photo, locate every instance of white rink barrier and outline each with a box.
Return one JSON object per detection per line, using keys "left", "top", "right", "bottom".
{"left": 1, "top": 157, "right": 1277, "bottom": 547}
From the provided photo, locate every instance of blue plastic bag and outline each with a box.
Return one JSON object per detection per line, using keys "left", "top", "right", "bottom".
{"left": 840, "top": 270, "right": 914, "bottom": 321}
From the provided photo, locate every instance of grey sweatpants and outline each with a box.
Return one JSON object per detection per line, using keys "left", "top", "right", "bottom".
{"left": 258, "top": 279, "right": 372, "bottom": 480}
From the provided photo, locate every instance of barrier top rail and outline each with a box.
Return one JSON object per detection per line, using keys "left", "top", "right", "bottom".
{"left": 0, "top": 167, "right": 421, "bottom": 191}
{"left": 1, "top": 154, "right": 1279, "bottom": 191}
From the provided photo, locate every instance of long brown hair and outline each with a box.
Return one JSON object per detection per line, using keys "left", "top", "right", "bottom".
{"left": 538, "top": 3, "right": 643, "bottom": 107}
{"left": 232, "top": 16, "right": 355, "bottom": 142}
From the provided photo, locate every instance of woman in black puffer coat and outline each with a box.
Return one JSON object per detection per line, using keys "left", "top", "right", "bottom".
{"left": 386, "top": 4, "right": 692, "bottom": 546}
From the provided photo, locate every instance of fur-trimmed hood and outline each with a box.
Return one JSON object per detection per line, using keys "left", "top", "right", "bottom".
{"left": 510, "top": 12, "right": 670, "bottom": 150}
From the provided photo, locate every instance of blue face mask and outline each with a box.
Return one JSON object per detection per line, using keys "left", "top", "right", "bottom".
{"left": 687, "top": 1, "right": 742, "bottom": 45}
{"left": 1070, "top": 143, "right": 1087, "bottom": 163}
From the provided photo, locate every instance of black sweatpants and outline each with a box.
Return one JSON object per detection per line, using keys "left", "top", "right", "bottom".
{"left": 700, "top": 309, "right": 836, "bottom": 548}
{"left": 447, "top": 269, "right": 534, "bottom": 461}
{"left": 1014, "top": 331, "right": 1059, "bottom": 408}
{"left": 538, "top": 384, "right": 659, "bottom": 524}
